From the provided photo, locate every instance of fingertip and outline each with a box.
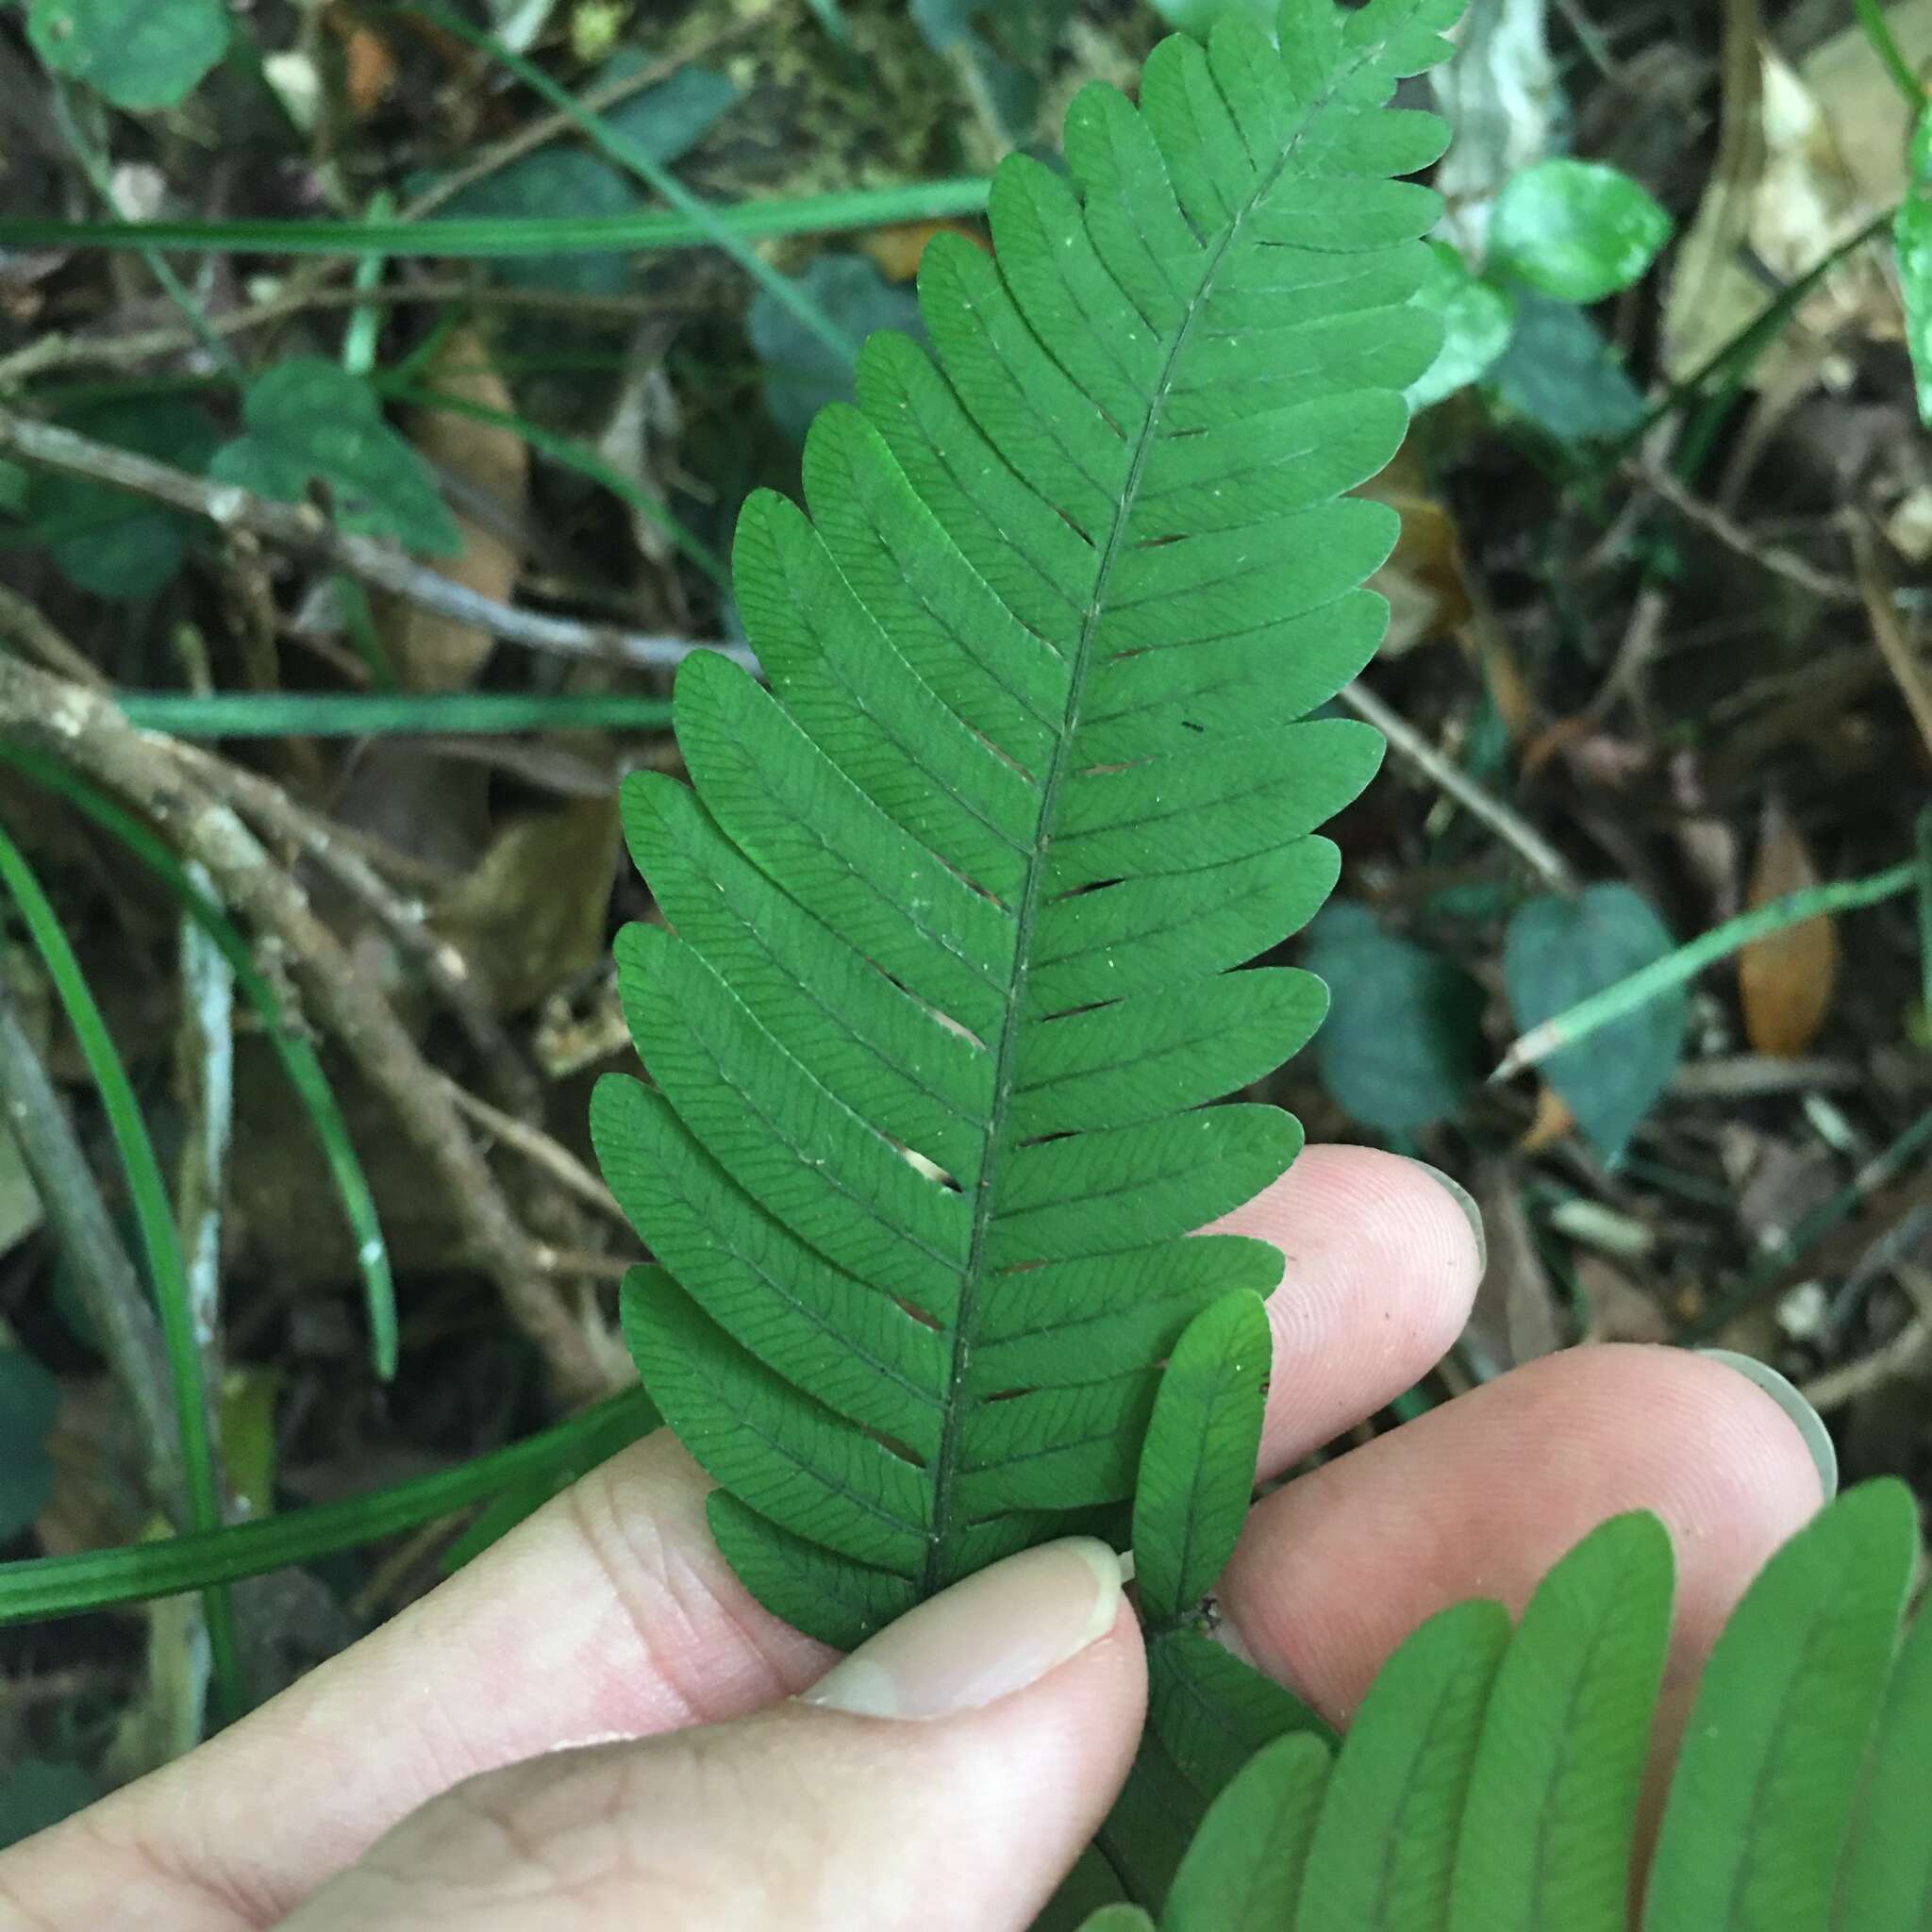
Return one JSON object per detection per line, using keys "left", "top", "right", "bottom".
{"left": 1206, "top": 1145, "right": 1483, "bottom": 1471}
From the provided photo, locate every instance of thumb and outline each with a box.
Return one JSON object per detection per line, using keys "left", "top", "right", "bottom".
{"left": 277, "top": 1539, "right": 1145, "bottom": 1932}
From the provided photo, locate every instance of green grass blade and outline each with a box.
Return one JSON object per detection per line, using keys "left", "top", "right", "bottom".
{"left": 0, "top": 817, "right": 244, "bottom": 1715}
{"left": 1643, "top": 1481, "right": 1919, "bottom": 1932}
{"left": 0, "top": 180, "right": 992, "bottom": 259}
{"left": 0, "top": 746, "right": 398, "bottom": 1379}
{"left": 1493, "top": 862, "right": 1918, "bottom": 1083}
{"left": 1448, "top": 1512, "right": 1674, "bottom": 1932}
{"left": 110, "top": 691, "right": 674, "bottom": 737}
{"left": 0, "top": 1390, "right": 658, "bottom": 1622}
{"left": 413, "top": 7, "right": 860, "bottom": 368}
{"left": 1835, "top": 1593, "right": 1932, "bottom": 1928}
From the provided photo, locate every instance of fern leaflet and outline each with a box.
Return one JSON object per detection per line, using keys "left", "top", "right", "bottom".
{"left": 593, "top": 0, "right": 1459, "bottom": 1642}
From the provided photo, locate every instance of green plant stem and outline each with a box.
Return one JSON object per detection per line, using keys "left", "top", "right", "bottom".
{"left": 0, "top": 743, "right": 400, "bottom": 1380}
{"left": 1491, "top": 862, "right": 1920, "bottom": 1081}
{"left": 1857, "top": 0, "right": 1926, "bottom": 108}
{"left": 0, "top": 1390, "right": 658, "bottom": 1624}
{"left": 111, "top": 691, "right": 675, "bottom": 737}
{"left": 414, "top": 8, "right": 859, "bottom": 367}
{"left": 0, "top": 822, "right": 244, "bottom": 1716}
{"left": 0, "top": 179, "right": 992, "bottom": 260}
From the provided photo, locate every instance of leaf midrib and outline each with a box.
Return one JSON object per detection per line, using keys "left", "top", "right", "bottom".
{"left": 922, "top": 33, "right": 1386, "bottom": 1593}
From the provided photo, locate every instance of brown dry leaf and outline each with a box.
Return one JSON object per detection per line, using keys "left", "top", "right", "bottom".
{"left": 1464, "top": 1160, "right": 1565, "bottom": 1376}
{"left": 860, "top": 220, "right": 988, "bottom": 283}
{"left": 335, "top": 18, "right": 397, "bottom": 119}
{"left": 1574, "top": 1254, "right": 1672, "bottom": 1345}
{"left": 1519, "top": 1083, "right": 1575, "bottom": 1153}
{"left": 392, "top": 325, "right": 529, "bottom": 691}
{"left": 1663, "top": 27, "right": 1892, "bottom": 386}
{"left": 436, "top": 796, "right": 622, "bottom": 1014}
{"left": 1739, "top": 798, "right": 1839, "bottom": 1058}
{"left": 1361, "top": 448, "right": 1473, "bottom": 656}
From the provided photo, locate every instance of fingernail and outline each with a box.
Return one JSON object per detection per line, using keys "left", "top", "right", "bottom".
{"left": 1696, "top": 1348, "right": 1839, "bottom": 1501}
{"left": 1406, "top": 1158, "right": 1486, "bottom": 1278}
{"left": 802, "top": 1539, "right": 1125, "bottom": 1721}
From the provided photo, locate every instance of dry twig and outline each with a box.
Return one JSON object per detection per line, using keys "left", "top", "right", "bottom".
{"left": 1853, "top": 520, "right": 1932, "bottom": 761}
{"left": 0, "top": 409, "right": 747, "bottom": 675}
{"left": 1629, "top": 464, "right": 1859, "bottom": 606}
{"left": 1339, "top": 680, "right": 1579, "bottom": 896}
{"left": 0, "top": 653, "right": 614, "bottom": 1399}
{"left": 0, "top": 981, "right": 185, "bottom": 1505}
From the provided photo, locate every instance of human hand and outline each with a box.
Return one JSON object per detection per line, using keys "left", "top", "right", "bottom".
{"left": 0, "top": 1149, "right": 1829, "bottom": 1932}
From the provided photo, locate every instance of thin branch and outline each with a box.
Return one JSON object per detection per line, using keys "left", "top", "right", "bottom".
{"left": 162, "top": 740, "right": 539, "bottom": 1118}
{"left": 1338, "top": 679, "right": 1579, "bottom": 896}
{"left": 0, "top": 409, "right": 749, "bottom": 675}
{"left": 0, "top": 581, "right": 109, "bottom": 688}
{"left": 0, "top": 980, "right": 184, "bottom": 1506}
{"left": 1854, "top": 519, "right": 1932, "bottom": 762}
{"left": 1629, "top": 463, "right": 1860, "bottom": 606}
{"left": 0, "top": 655, "right": 614, "bottom": 1399}
{"left": 442, "top": 1076, "right": 629, "bottom": 1229}
{"left": 0, "top": 282, "right": 708, "bottom": 387}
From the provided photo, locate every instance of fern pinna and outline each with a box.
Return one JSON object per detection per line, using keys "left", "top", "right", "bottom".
{"left": 591, "top": 0, "right": 1459, "bottom": 1644}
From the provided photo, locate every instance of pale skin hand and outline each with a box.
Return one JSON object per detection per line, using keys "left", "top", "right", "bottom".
{"left": 0, "top": 1148, "right": 1825, "bottom": 1932}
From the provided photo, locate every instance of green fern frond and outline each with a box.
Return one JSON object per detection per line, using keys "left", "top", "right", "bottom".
{"left": 593, "top": 0, "right": 1461, "bottom": 1642}
{"left": 1090, "top": 1483, "right": 1929, "bottom": 1932}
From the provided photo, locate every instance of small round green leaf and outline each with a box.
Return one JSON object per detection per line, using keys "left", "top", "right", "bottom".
{"left": 27, "top": 0, "right": 230, "bottom": 109}
{"left": 1503, "top": 884, "right": 1683, "bottom": 1164}
{"left": 1408, "top": 242, "right": 1517, "bottom": 411}
{"left": 28, "top": 398, "right": 220, "bottom": 601}
{"left": 1491, "top": 158, "right": 1673, "bottom": 305}
{"left": 1306, "top": 902, "right": 1485, "bottom": 1136}
{"left": 209, "top": 361, "right": 459, "bottom": 556}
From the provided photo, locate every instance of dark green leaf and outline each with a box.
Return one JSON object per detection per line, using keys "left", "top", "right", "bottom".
{"left": 1306, "top": 902, "right": 1484, "bottom": 1135}
{"left": 600, "top": 62, "right": 739, "bottom": 161}
{"left": 0, "top": 1347, "right": 59, "bottom": 1544}
{"left": 435, "top": 149, "right": 641, "bottom": 294}
{"left": 1897, "top": 182, "right": 1932, "bottom": 427}
{"left": 1490, "top": 158, "right": 1673, "bottom": 305}
{"left": 1503, "top": 884, "right": 1683, "bottom": 1162}
{"left": 1486, "top": 294, "right": 1645, "bottom": 445}
{"left": 28, "top": 398, "right": 220, "bottom": 601}
{"left": 0, "top": 1758, "right": 95, "bottom": 1850}
{"left": 209, "top": 361, "right": 459, "bottom": 556}
{"left": 749, "top": 255, "right": 923, "bottom": 441}
{"left": 26, "top": 0, "right": 229, "bottom": 108}
{"left": 1132, "top": 1290, "right": 1271, "bottom": 1626}
{"left": 1099, "top": 1626, "right": 1332, "bottom": 1917}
